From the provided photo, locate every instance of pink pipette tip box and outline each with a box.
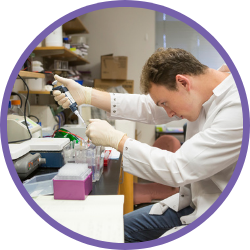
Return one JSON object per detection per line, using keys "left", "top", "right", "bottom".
{"left": 53, "top": 172, "right": 92, "bottom": 200}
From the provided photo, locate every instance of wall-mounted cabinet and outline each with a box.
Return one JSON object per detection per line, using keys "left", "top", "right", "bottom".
{"left": 62, "top": 17, "right": 89, "bottom": 35}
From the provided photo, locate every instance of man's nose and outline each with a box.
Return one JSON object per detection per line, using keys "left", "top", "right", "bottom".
{"left": 165, "top": 107, "right": 175, "bottom": 117}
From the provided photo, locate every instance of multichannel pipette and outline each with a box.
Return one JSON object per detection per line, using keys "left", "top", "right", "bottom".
{"left": 52, "top": 80, "right": 86, "bottom": 127}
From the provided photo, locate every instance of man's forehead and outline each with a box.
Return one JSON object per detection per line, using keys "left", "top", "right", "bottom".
{"left": 149, "top": 82, "right": 159, "bottom": 91}
{"left": 149, "top": 82, "right": 169, "bottom": 93}
{"left": 149, "top": 83, "right": 167, "bottom": 104}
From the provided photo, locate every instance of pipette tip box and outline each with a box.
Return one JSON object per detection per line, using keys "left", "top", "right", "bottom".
{"left": 53, "top": 172, "right": 92, "bottom": 200}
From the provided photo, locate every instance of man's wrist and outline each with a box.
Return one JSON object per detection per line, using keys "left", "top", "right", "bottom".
{"left": 83, "top": 86, "right": 92, "bottom": 105}
{"left": 118, "top": 134, "right": 128, "bottom": 153}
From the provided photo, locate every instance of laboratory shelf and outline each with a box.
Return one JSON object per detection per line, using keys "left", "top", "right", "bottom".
{"left": 62, "top": 17, "right": 89, "bottom": 35}
{"left": 19, "top": 90, "right": 50, "bottom": 95}
{"left": 33, "top": 47, "right": 90, "bottom": 66}
{"left": 18, "top": 71, "right": 45, "bottom": 79}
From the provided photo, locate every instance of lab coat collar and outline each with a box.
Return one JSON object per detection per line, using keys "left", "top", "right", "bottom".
{"left": 202, "top": 74, "right": 233, "bottom": 109}
{"left": 212, "top": 74, "right": 233, "bottom": 97}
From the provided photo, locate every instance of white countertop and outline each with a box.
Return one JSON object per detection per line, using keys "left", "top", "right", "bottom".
{"left": 34, "top": 195, "right": 124, "bottom": 243}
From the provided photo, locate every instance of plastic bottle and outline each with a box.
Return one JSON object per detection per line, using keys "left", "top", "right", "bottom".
{"left": 8, "top": 101, "right": 14, "bottom": 115}
{"left": 63, "top": 37, "right": 70, "bottom": 49}
{"left": 11, "top": 100, "right": 23, "bottom": 115}
{"left": 45, "top": 26, "right": 63, "bottom": 47}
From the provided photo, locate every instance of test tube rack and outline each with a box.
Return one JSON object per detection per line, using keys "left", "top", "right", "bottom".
{"left": 63, "top": 143, "right": 105, "bottom": 182}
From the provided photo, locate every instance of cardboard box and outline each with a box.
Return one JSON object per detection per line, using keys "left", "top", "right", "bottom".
{"left": 101, "top": 54, "right": 128, "bottom": 80}
{"left": 94, "top": 79, "right": 134, "bottom": 94}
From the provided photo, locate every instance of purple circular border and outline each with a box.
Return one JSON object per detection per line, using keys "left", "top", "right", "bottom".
{"left": 1, "top": 1, "right": 249, "bottom": 249}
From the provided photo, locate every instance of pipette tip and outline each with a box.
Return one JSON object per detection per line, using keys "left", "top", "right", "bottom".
{"left": 74, "top": 110, "right": 87, "bottom": 128}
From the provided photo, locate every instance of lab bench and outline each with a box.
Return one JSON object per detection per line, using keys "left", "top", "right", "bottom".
{"left": 22, "top": 156, "right": 122, "bottom": 195}
{"left": 24, "top": 156, "right": 125, "bottom": 243}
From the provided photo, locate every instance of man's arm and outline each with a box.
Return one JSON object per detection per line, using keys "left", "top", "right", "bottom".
{"left": 53, "top": 75, "right": 178, "bottom": 124}
{"left": 91, "top": 88, "right": 111, "bottom": 112}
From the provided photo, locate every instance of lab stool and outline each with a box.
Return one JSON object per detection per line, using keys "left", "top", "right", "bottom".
{"left": 133, "top": 182, "right": 179, "bottom": 209}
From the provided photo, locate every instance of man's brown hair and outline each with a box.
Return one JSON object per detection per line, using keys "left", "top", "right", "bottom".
{"left": 140, "top": 48, "right": 208, "bottom": 94}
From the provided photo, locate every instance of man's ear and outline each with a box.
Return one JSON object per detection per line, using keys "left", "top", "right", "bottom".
{"left": 176, "top": 74, "right": 191, "bottom": 91}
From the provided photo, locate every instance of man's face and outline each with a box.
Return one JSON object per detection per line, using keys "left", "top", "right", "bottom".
{"left": 149, "top": 82, "right": 200, "bottom": 122}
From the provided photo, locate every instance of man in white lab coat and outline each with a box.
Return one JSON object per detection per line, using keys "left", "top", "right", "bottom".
{"left": 53, "top": 48, "right": 243, "bottom": 242}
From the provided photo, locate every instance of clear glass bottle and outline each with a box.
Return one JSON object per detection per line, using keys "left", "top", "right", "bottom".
{"left": 11, "top": 100, "right": 23, "bottom": 115}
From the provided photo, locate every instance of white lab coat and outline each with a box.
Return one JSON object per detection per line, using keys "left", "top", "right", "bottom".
{"left": 108, "top": 74, "right": 243, "bottom": 234}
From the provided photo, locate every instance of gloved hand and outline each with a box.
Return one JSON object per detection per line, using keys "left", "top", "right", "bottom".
{"left": 86, "top": 119, "right": 126, "bottom": 150}
{"left": 53, "top": 75, "right": 92, "bottom": 109}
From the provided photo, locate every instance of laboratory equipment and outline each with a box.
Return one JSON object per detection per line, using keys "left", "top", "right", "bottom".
{"left": 7, "top": 114, "right": 42, "bottom": 142}
{"left": 74, "top": 142, "right": 104, "bottom": 182}
{"left": 62, "top": 141, "right": 76, "bottom": 163}
{"left": 22, "top": 138, "right": 70, "bottom": 169}
{"left": 52, "top": 80, "right": 86, "bottom": 127}
{"left": 56, "top": 163, "right": 89, "bottom": 180}
{"left": 104, "top": 149, "right": 112, "bottom": 167}
{"left": 45, "top": 26, "right": 63, "bottom": 47}
{"left": 95, "top": 146, "right": 105, "bottom": 181}
{"left": 53, "top": 127, "right": 95, "bottom": 150}
{"left": 53, "top": 163, "right": 92, "bottom": 200}
{"left": 23, "top": 172, "right": 57, "bottom": 197}
{"left": 61, "top": 61, "right": 69, "bottom": 69}
{"left": 9, "top": 143, "right": 46, "bottom": 180}
{"left": 54, "top": 60, "right": 62, "bottom": 69}
{"left": 61, "top": 124, "right": 87, "bottom": 140}
{"left": 10, "top": 100, "right": 23, "bottom": 115}
{"left": 63, "top": 38, "right": 70, "bottom": 49}
{"left": 31, "top": 61, "right": 44, "bottom": 72}
{"left": 8, "top": 101, "right": 14, "bottom": 115}
{"left": 53, "top": 128, "right": 80, "bottom": 143}
{"left": 27, "top": 78, "right": 44, "bottom": 91}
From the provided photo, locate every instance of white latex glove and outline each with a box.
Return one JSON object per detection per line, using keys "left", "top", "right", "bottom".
{"left": 53, "top": 75, "right": 92, "bottom": 109}
{"left": 86, "top": 119, "right": 126, "bottom": 150}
